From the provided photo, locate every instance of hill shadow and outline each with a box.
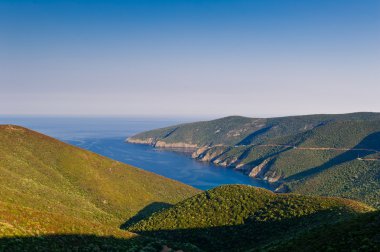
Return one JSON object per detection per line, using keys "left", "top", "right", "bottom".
{"left": 129, "top": 208, "right": 363, "bottom": 252}
{"left": 0, "top": 234, "right": 134, "bottom": 251}
{"left": 1, "top": 211, "right": 378, "bottom": 252}
{"left": 237, "top": 126, "right": 273, "bottom": 145}
{"left": 120, "top": 202, "right": 173, "bottom": 229}
{"left": 287, "top": 132, "right": 380, "bottom": 181}
{"left": 240, "top": 146, "right": 292, "bottom": 173}
{"left": 0, "top": 234, "right": 197, "bottom": 252}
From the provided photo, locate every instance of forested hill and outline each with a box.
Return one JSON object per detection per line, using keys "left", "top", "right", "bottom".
{"left": 128, "top": 185, "right": 376, "bottom": 251}
{"left": 127, "top": 112, "right": 380, "bottom": 208}
{"left": 127, "top": 112, "right": 380, "bottom": 147}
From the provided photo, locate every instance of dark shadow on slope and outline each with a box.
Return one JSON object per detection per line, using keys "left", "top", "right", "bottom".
{"left": 287, "top": 132, "right": 380, "bottom": 181}
{"left": 162, "top": 127, "right": 179, "bottom": 139}
{"left": 268, "top": 211, "right": 380, "bottom": 252}
{"left": 130, "top": 209, "right": 365, "bottom": 252}
{"left": 260, "top": 121, "right": 326, "bottom": 148}
{"left": 208, "top": 146, "right": 232, "bottom": 163}
{"left": 242, "top": 146, "right": 293, "bottom": 173}
{"left": 1, "top": 212, "right": 377, "bottom": 252}
{"left": 1, "top": 212, "right": 378, "bottom": 252}
{"left": 120, "top": 202, "right": 173, "bottom": 229}
{"left": 237, "top": 126, "right": 273, "bottom": 145}
{"left": 236, "top": 146, "right": 253, "bottom": 163}
{"left": 0, "top": 234, "right": 200, "bottom": 252}
{"left": 282, "top": 130, "right": 314, "bottom": 147}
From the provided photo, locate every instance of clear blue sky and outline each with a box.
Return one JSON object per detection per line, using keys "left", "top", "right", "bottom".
{"left": 1, "top": 0, "right": 379, "bottom": 117}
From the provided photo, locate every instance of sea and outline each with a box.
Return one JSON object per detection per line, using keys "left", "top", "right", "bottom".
{"left": 0, "top": 116, "right": 270, "bottom": 190}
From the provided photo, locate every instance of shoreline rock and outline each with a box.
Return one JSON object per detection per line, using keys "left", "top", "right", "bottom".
{"left": 126, "top": 137, "right": 282, "bottom": 191}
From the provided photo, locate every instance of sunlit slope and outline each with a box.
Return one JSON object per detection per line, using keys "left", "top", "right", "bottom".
{"left": 0, "top": 200, "right": 136, "bottom": 238}
{"left": 0, "top": 125, "right": 199, "bottom": 230}
{"left": 128, "top": 185, "right": 374, "bottom": 251}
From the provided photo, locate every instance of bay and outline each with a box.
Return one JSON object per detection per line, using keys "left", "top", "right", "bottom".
{"left": 0, "top": 116, "right": 270, "bottom": 190}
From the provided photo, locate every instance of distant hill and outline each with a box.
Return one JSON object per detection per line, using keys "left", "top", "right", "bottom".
{"left": 128, "top": 185, "right": 375, "bottom": 251}
{"left": 0, "top": 125, "right": 199, "bottom": 250}
{"left": 127, "top": 112, "right": 380, "bottom": 147}
{"left": 127, "top": 112, "right": 380, "bottom": 208}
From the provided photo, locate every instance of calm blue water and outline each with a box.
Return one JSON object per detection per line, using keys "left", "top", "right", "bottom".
{"left": 0, "top": 116, "right": 270, "bottom": 190}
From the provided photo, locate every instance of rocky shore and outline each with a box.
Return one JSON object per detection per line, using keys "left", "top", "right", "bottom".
{"left": 126, "top": 137, "right": 282, "bottom": 190}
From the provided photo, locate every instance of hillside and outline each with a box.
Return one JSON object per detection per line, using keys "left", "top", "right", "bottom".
{"left": 127, "top": 113, "right": 380, "bottom": 207}
{"left": 0, "top": 196, "right": 202, "bottom": 252}
{"left": 128, "top": 185, "right": 375, "bottom": 251}
{"left": 1, "top": 124, "right": 378, "bottom": 251}
{"left": 127, "top": 112, "right": 380, "bottom": 147}
{"left": 0, "top": 125, "right": 200, "bottom": 250}
{"left": 264, "top": 210, "right": 380, "bottom": 252}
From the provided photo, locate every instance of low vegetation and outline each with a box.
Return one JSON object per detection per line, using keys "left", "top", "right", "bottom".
{"left": 128, "top": 185, "right": 374, "bottom": 251}
{"left": 265, "top": 210, "right": 380, "bottom": 251}
{"left": 128, "top": 112, "right": 380, "bottom": 147}
{"left": 1, "top": 124, "right": 379, "bottom": 251}
{"left": 0, "top": 125, "right": 200, "bottom": 250}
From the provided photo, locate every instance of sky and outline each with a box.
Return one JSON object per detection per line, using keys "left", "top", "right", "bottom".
{"left": 1, "top": 0, "right": 379, "bottom": 117}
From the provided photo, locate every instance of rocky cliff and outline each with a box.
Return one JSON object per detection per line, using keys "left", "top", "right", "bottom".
{"left": 127, "top": 135, "right": 282, "bottom": 187}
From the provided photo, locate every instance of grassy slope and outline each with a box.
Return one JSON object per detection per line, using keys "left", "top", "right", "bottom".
{"left": 0, "top": 125, "right": 199, "bottom": 243}
{"left": 0, "top": 201, "right": 200, "bottom": 252}
{"left": 128, "top": 185, "right": 374, "bottom": 251}
{"left": 0, "top": 201, "right": 130, "bottom": 236}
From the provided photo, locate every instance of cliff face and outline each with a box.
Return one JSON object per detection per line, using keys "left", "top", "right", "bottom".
{"left": 191, "top": 146, "right": 281, "bottom": 183}
{"left": 126, "top": 137, "right": 156, "bottom": 145}
{"left": 128, "top": 132, "right": 267, "bottom": 179}
{"left": 126, "top": 137, "right": 198, "bottom": 149}
{"left": 127, "top": 135, "right": 282, "bottom": 187}
{"left": 154, "top": 140, "right": 198, "bottom": 149}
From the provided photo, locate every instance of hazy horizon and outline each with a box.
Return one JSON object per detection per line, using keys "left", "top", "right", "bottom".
{"left": 2, "top": 111, "right": 379, "bottom": 121}
{"left": 1, "top": 0, "right": 379, "bottom": 117}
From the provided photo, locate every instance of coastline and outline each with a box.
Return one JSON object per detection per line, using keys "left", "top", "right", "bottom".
{"left": 126, "top": 137, "right": 281, "bottom": 191}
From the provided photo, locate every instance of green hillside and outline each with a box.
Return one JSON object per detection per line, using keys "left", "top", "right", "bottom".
{"left": 0, "top": 125, "right": 200, "bottom": 250}
{"left": 1, "top": 124, "right": 378, "bottom": 251}
{"left": 264, "top": 210, "right": 380, "bottom": 252}
{"left": 127, "top": 113, "right": 380, "bottom": 208}
{"left": 128, "top": 185, "right": 374, "bottom": 251}
{"left": 128, "top": 116, "right": 258, "bottom": 146}
{"left": 0, "top": 201, "right": 200, "bottom": 252}
{"left": 127, "top": 112, "right": 380, "bottom": 147}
